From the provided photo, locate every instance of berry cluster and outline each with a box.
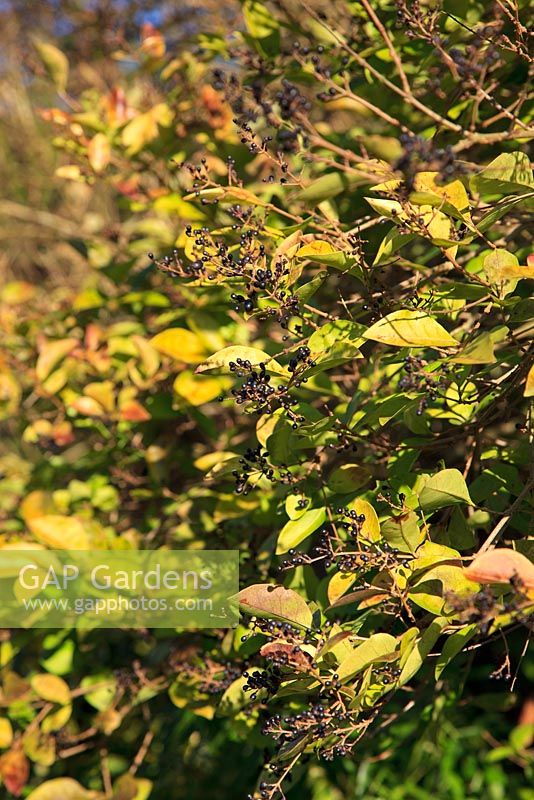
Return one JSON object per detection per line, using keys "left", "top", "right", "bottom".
{"left": 232, "top": 445, "right": 277, "bottom": 495}
{"left": 395, "top": 134, "right": 458, "bottom": 186}
{"left": 398, "top": 355, "right": 452, "bottom": 415}
{"left": 242, "top": 667, "right": 282, "bottom": 700}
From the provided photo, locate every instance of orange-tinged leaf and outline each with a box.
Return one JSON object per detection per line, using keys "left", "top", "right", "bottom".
{"left": 118, "top": 400, "right": 151, "bottom": 422}
{"left": 464, "top": 548, "right": 534, "bottom": 589}
{"left": 0, "top": 748, "right": 29, "bottom": 796}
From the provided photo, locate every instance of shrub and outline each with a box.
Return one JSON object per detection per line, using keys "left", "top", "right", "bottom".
{"left": 0, "top": 1, "right": 533, "bottom": 798}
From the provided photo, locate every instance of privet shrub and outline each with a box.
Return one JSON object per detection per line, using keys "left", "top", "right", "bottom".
{"left": 0, "top": 1, "right": 533, "bottom": 798}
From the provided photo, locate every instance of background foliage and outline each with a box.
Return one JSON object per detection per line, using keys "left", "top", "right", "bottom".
{"left": 0, "top": 1, "right": 533, "bottom": 798}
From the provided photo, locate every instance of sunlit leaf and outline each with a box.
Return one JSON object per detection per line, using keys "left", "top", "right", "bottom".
{"left": 363, "top": 310, "right": 458, "bottom": 348}
{"left": 418, "top": 469, "right": 472, "bottom": 513}
{"left": 195, "top": 346, "right": 285, "bottom": 375}
{"left": 28, "top": 515, "right": 90, "bottom": 550}
{"left": 276, "top": 507, "right": 326, "bottom": 554}
{"left": 336, "top": 633, "right": 398, "bottom": 681}
{"left": 236, "top": 584, "right": 312, "bottom": 629}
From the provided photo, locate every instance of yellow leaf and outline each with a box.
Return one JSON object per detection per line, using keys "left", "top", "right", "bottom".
{"left": 411, "top": 172, "right": 471, "bottom": 218}
{"left": 26, "top": 778, "right": 98, "bottom": 800}
{"left": 70, "top": 396, "right": 106, "bottom": 417}
{"left": 195, "top": 345, "right": 286, "bottom": 375}
{"left": 121, "top": 103, "right": 173, "bottom": 154}
{"left": 150, "top": 328, "right": 207, "bottom": 364}
{"left": 31, "top": 674, "right": 70, "bottom": 705}
{"left": 36, "top": 338, "right": 78, "bottom": 382}
{"left": 87, "top": 133, "right": 111, "bottom": 173}
{"left": 363, "top": 310, "right": 458, "bottom": 348}
{"left": 20, "top": 491, "right": 56, "bottom": 523}
{"left": 84, "top": 381, "right": 115, "bottom": 413}
{"left": 525, "top": 364, "right": 534, "bottom": 398}
{"left": 327, "top": 572, "right": 357, "bottom": 604}
{"left": 173, "top": 371, "right": 228, "bottom": 406}
{"left": 295, "top": 240, "right": 336, "bottom": 258}
{"left": 348, "top": 498, "right": 381, "bottom": 542}
{"left": 28, "top": 515, "right": 90, "bottom": 549}
{"left": 0, "top": 719, "right": 13, "bottom": 749}
{"left": 0, "top": 371, "right": 21, "bottom": 420}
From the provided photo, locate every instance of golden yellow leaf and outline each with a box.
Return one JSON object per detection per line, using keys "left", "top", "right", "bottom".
{"left": 150, "top": 328, "right": 207, "bottom": 364}
{"left": 28, "top": 515, "right": 90, "bottom": 550}
{"left": 0, "top": 719, "right": 13, "bottom": 749}
{"left": 363, "top": 310, "right": 458, "bottom": 348}
{"left": 31, "top": 674, "right": 70, "bottom": 705}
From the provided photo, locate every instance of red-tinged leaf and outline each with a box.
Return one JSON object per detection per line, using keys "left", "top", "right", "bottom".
{"left": 0, "top": 749, "right": 30, "bottom": 797}
{"left": 119, "top": 401, "right": 151, "bottom": 422}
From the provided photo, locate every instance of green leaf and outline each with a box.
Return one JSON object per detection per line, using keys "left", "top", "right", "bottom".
{"left": 218, "top": 675, "right": 264, "bottom": 715}
{"left": 34, "top": 41, "right": 69, "bottom": 93}
{"left": 276, "top": 507, "right": 326, "bottom": 554}
{"left": 510, "top": 723, "right": 534, "bottom": 753}
{"left": 381, "top": 512, "right": 424, "bottom": 554}
{"left": 399, "top": 617, "right": 448, "bottom": 685}
{"left": 298, "top": 173, "right": 354, "bottom": 203}
{"left": 327, "top": 464, "right": 371, "bottom": 494}
{"left": 435, "top": 624, "right": 477, "bottom": 679}
{"left": 242, "top": 0, "right": 280, "bottom": 55}
{"left": 336, "top": 633, "right": 398, "bottom": 681}
{"left": 408, "top": 565, "right": 478, "bottom": 615}
{"left": 294, "top": 271, "right": 328, "bottom": 302}
{"left": 470, "top": 151, "right": 534, "bottom": 196}
{"left": 418, "top": 468, "right": 472, "bottom": 513}
{"left": 452, "top": 333, "right": 496, "bottom": 364}
{"left": 309, "top": 320, "right": 365, "bottom": 353}
{"left": 296, "top": 241, "right": 354, "bottom": 270}
{"left": 285, "top": 494, "right": 311, "bottom": 520}
{"left": 195, "top": 346, "right": 286, "bottom": 375}
{"left": 236, "top": 584, "right": 313, "bottom": 629}
{"left": 373, "top": 228, "right": 416, "bottom": 265}
{"left": 363, "top": 310, "right": 458, "bottom": 348}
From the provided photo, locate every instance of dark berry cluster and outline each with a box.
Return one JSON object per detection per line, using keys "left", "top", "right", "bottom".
{"left": 398, "top": 355, "right": 452, "bottom": 415}
{"left": 395, "top": 134, "right": 458, "bottom": 186}
{"left": 242, "top": 667, "right": 282, "bottom": 700}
